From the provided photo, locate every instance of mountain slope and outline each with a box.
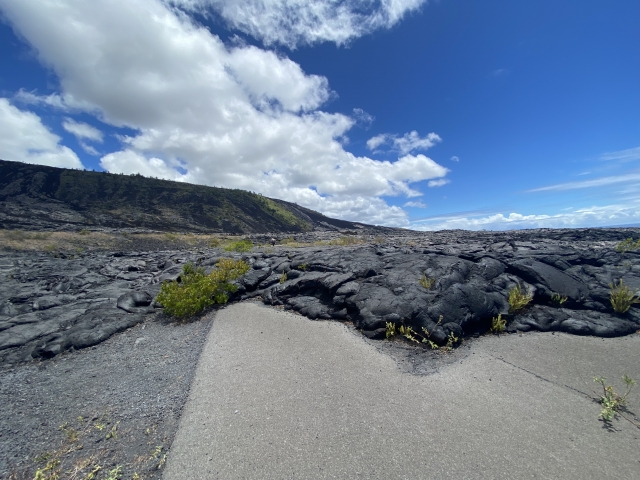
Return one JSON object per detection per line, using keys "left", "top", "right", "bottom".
{"left": 0, "top": 159, "right": 374, "bottom": 233}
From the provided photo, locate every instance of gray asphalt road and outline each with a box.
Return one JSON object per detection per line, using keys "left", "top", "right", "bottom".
{"left": 163, "top": 302, "right": 640, "bottom": 480}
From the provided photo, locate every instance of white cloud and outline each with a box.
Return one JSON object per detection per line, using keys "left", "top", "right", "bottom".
{"left": 450, "top": 155, "right": 459, "bottom": 162}
{"left": 366, "top": 130, "right": 441, "bottom": 155}
{"left": 600, "top": 146, "right": 640, "bottom": 162}
{"left": 80, "top": 142, "right": 99, "bottom": 156}
{"left": 366, "top": 133, "right": 387, "bottom": 150}
{"left": 393, "top": 131, "right": 441, "bottom": 155}
{"left": 0, "top": 0, "right": 447, "bottom": 227}
{"left": 169, "top": 0, "right": 427, "bottom": 49}
{"left": 410, "top": 203, "right": 640, "bottom": 231}
{"left": 427, "top": 178, "right": 449, "bottom": 187}
{"left": 101, "top": 149, "right": 192, "bottom": 181}
{"left": 404, "top": 200, "right": 427, "bottom": 208}
{"left": 15, "top": 89, "right": 96, "bottom": 112}
{"left": 0, "top": 98, "right": 83, "bottom": 169}
{"left": 352, "top": 108, "right": 374, "bottom": 128}
{"left": 62, "top": 118, "right": 104, "bottom": 142}
{"left": 528, "top": 173, "right": 640, "bottom": 192}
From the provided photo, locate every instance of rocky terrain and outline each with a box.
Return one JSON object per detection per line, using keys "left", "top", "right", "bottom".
{"left": 1, "top": 226, "right": 639, "bottom": 478}
{"left": 2, "top": 227, "right": 639, "bottom": 366}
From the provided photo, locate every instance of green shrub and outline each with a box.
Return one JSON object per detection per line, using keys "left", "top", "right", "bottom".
{"left": 156, "top": 259, "right": 249, "bottom": 317}
{"left": 209, "top": 237, "right": 222, "bottom": 247}
{"left": 609, "top": 278, "right": 640, "bottom": 314}
{"left": 508, "top": 284, "right": 533, "bottom": 312}
{"left": 490, "top": 313, "right": 506, "bottom": 333}
{"left": 224, "top": 238, "right": 253, "bottom": 252}
{"left": 615, "top": 237, "right": 640, "bottom": 253}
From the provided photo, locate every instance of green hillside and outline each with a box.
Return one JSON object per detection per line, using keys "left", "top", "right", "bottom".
{"left": 0, "top": 159, "right": 363, "bottom": 233}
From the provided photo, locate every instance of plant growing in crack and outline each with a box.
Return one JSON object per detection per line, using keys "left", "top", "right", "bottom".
{"left": 419, "top": 273, "right": 435, "bottom": 290}
{"left": 609, "top": 279, "right": 640, "bottom": 314}
{"left": 550, "top": 293, "right": 567, "bottom": 306}
{"left": 592, "top": 375, "right": 638, "bottom": 426}
{"left": 386, "top": 315, "right": 459, "bottom": 351}
{"left": 490, "top": 314, "right": 506, "bottom": 333}
{"left": 508, "top": 284, "right": 533, "bottom": 312}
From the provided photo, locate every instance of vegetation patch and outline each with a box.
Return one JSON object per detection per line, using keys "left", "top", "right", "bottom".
{"left": 156, "top": 259, "right": 249, "bottom": 317}
{"left": 615, "top": 237, "right": 640, "bottom": 253}
{"left": 490, "top": 313, "right": 506, "bottom": 333}
{"left": 593, "top": 375, "right": 637, "bottom": 424}
{"left": 224, "top": 238, "right": 253, "bottom": 253}
{"left": 419, "top": 273, "right": 435, "bottom": 290}
{"left": 550, "top": 292, "right": 568, "bottom": 306}
{"left": 385, "top": 316, "right": 460, "bottom": 352}
{"left": 609, "top": 278, "right": 640, "bottom": 313}
{"left": 508, "top": 284, "right": 533, "bottom": 312}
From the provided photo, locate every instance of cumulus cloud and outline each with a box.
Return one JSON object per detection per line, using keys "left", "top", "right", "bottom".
{"left": 450, "top": 155, "right": 459, "bottom": 162}
{"left": 0, "top": 0, "right": 447, "bottom": 226}
{"left": 168, "top": 0, "right": 427, "bottom": 48}
{"left": 0, "top": 98, "right": 83, "bottom": 169}
{"left": 366, "top": 130, "right": 441, "bottom": 155}
{"left": 62, "top": 118, "right": 104, "bottom": 142}
{"left": 411, "top": 203, "right": 640, "bottom": 231}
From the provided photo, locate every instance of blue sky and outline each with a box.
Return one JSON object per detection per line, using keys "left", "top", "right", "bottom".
{"left": 0, "top": 0, "right": 639, "bottom": 230}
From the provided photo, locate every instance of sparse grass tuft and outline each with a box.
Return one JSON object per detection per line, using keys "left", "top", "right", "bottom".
{"left": 386, "top": 315, "right": 459, "bottom": 352}
{"left": 385, "top": 321, "right": 396, "bottom": 339}
{"left": 550, "top": 292, "right": 568, "bottom": 306}
{"left": 156, "top": 259, "right": 249, "bottom": 317}
{"left": 419, "top": 273, "right": 435, "bottom": 290}
{"left": 78, "top": 229, "right": 91, "bottom": 236}
{"left": 609, "top": 278, "right": 640, "bottom": 314}
{"left": 279, "top": 271, "right": 288, "bottom": 283}
{"left": 615, "top": 237, "right": 640, "bottom": 253}
{"left": 327, "top": 236, "right": 365, "bottom": 246}
{"left": 490, "top": 313, "right": 506, "bottom": 333}
{"left": 593, "top": 375, "right": 636, "bottom": 422}
{"left": 508, "top": 284, "right": 533, "bottom": 312}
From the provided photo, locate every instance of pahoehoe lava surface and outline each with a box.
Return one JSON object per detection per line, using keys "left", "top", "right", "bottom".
{"left": 1, "top": 227, "right": 639, "bottom": 366}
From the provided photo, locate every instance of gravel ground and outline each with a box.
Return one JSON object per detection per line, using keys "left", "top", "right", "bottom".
{"left": 0, "top": 311, "right": 212, "bottom": 480}
{"left": 0, "top": 296, "right": 480, "bottom": 480}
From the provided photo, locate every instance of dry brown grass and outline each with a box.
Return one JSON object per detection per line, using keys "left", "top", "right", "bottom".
{"left": 0, "top": 230, "right": 117, "bottom": 252}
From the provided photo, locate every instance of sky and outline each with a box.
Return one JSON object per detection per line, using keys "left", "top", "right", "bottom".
{"left": 0, "top": 0, "right": 639, "bottom": 231}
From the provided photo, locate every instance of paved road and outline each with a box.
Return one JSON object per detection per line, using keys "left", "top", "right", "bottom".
{"left": 163, "top": 302, "right": 640, "bottom": 479}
